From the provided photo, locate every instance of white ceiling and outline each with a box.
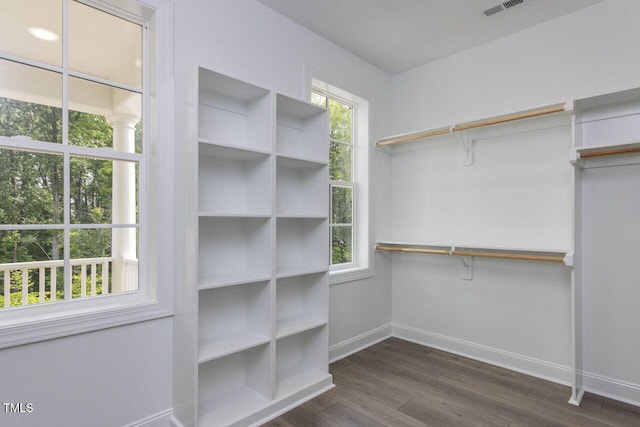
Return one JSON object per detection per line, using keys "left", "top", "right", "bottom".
{"left": 257, "top": 0, "right": 605, "bottom": 75}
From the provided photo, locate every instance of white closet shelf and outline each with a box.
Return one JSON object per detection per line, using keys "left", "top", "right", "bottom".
{"left": 276, "top": 317, "right": 326, "bottom": 340}
{"left": 199, "top": 387, "right": 270, "bottom": 427}
{"left": 198, "top": 272, "right": 271, "bottom": 290}
{"left": 199, "top": 139, "right": 271, "bottom": 159}
{"left": 376, "top": 241, "right": 570, "bottom": 264}
{"left": 276, "top": 153, "right": 327, "bottom": 168}
{"left": 198, "top": 331, "right": 271, "bottom": 363}
{"left": 276, "top": 266, "right": 327, "bottom": 279}
{"left": 276, "top": 214, "right": 327, "bottom": 219}
{"left": 198, "top": 212, "right": 271, "bottom": 218}
{"left": 377, "top": 103, "right": 568, "bottom": 147}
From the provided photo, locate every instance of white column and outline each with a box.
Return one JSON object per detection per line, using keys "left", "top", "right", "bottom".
{"left": 108, "top": 113, "right": 139, "bottom": 293}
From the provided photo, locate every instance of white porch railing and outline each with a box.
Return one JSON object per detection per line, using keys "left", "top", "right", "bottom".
{"left": 0, "top": 257, "right": 139, "bottom": 308}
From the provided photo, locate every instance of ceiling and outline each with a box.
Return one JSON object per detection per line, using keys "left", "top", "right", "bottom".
{"left": 257, "top": 0, "right": 605, "bottom": 75}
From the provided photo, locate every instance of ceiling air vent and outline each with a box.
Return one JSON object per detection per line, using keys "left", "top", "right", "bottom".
{"left": 483, "top": 0, "right": 526, "bottom": 17}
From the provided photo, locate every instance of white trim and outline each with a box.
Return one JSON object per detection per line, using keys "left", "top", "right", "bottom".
{"left": 582, "top": 370, "right": 640, "bottom": 408}
{"left": 169, "top": 416, "right": 185, "bottom": 427}
{"left": 329, "top": 265, "right": 373, "bottom": 285}
{"left": 247, "top": 382, "right": 335, "bottom": 427}
{"left": 329, "top": 323, "right": 392, "bottom": 362}
{"left": 392, "top": 323, "right": 574, "bottom": 387}
{"left": 122, "top": 408, "right": 174, "bottom": 427}
{"left": 0, "top": 295, "right": 171, "bottom": 349}
{"left": 308, "top": 72, "right": 372, "bottom": 277}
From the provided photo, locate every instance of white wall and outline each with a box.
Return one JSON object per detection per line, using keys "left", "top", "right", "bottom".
{"left": 391, "top": 0, "right": 640, "bottom": 135}
{"left": 174, "top": 0, "right": 393, "bottom": 356}
{"left": 0, "top": 318, "right": 172, "bottom": 427}
{"left": 386, "top": 0, "right": 640, "bottom": 404}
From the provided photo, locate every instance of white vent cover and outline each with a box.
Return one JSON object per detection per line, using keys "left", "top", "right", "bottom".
{"left": 483, "top": 0, "right": 527, "bottom": 17}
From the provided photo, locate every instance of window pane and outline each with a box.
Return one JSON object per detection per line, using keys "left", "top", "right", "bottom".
{"left": 0, "top": 0, "right": 62, "bottom": 67}
{"left": 0, "top": 229, "right": 64, "bottom": 308}
{"left": 329, "top": 98, "right": 352, "bottom": 143}
{"left": 71, "top": 227, "right": 139, "bottom": 294}
{"left": 0, "top": 60, "right": 62, "bottom": 143}
{"left": 0, "top": 149, "right": 63, "bottom": 225}
{"left": 331, "top": 226, "right": 352, "bottom": 265}
{"left": 331, "top": 185, "right": 352, "bottom": 224}
{"left": 330, "top": 141, "right": 352, "bottom": 181}
{"left": 70, "top": 227, "right": 138, "bottom": 296}
{"left": 70, "top": 157, "right": 138, "bottom": 225}
{"left": 69, "top": 77, "right": 142, "bottom": 153}
{"left": 69, "top": 0, "right": 142, "bottom": 88}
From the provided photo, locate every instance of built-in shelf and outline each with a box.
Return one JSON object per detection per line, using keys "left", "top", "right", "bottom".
{"left": 276, "top": 94, "right": 328, "bottom": 162}
{"left": 198, "top": 281, "right": 270, "bottom": 362}
{"left": 198, "top": 141, "right": 271, "bottom": 216}
{"left": 199, "top": 216, "right": 271, "bottom": 280}
{"left": 276, "top": 327, "right": 329, "bottom": 398}
{"left": 199, "top": 330, "right": 271, "bottom": 364}
{"left": 277, "top": 156, "right": 327, "bottom": 217}
{"left": 198, "top": 345, "right": 271, "bottom": 427}
{"left": 277, "top": 217, "right": 328, "bottom": 274}
{"left": 277, "top": 273, "right": 327, "bottom": 339}
{"left": 198, "top": 272, "right": 272, "bottom": 290}
{"left": 174, "top": 66, "right": 331, "bottom": 427}
{"left": 198, "top": 71, "right": 271, "bottom": 152}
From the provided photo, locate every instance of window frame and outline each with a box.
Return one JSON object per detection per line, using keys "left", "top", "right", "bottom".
{"left": 309, "top": 77, "right": 372, "bottom": 284}
{"left": 0, "top": 0, "right": 173, "bottom": 349}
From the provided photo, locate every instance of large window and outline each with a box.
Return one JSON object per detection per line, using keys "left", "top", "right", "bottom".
{"left": 311, "top": 80, "right": 370, "bottom": 279}
{"left": 0, "top": 0, "right": 171, "bottom": 347}
{"left": 0, "top": 0, "right": 144, "bottom": 310}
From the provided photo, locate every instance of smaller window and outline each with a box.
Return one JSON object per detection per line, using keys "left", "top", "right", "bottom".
{"left": 311, "top": 80, "right": 370, "bottom": 281}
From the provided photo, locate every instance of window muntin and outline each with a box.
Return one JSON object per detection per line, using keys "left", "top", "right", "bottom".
{"left": 312, "top": 89, "right": 356, "bottom": 267}
{"left": 0, "top": 0, "right": 144, "bottom": 310}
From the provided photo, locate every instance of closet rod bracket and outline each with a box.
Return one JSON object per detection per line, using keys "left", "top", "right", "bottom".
{"left": 456, "top": 131, "right": 474, "bottom": 166}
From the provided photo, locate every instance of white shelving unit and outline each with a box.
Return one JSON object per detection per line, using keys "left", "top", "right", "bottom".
{"left": 174, "top": 66, "right": 332, "bottom": 427}
{"left": 569, "top": 87, "right": 640, "bottom": 406}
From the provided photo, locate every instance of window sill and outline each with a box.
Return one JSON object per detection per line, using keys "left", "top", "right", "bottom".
{"left": 0, "top": 293, "right": 171, "bottom": 349}
{"left": 329, "top": 266, "right": 373, "bottom": 285}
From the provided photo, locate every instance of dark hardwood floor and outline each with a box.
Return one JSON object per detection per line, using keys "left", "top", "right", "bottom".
{"left": 264, "top": 338, "right": 640, "bottom": 426}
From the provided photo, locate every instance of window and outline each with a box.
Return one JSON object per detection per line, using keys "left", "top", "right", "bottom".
{"left": 310, "top": 79, "right": 371, "bottom": 281}
{"left": 0, "top": 0, "right": 172, "bottom": 347}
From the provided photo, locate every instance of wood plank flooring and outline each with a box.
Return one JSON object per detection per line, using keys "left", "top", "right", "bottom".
{"left": 264, "top": 338, "right": 640, "bottom": 426}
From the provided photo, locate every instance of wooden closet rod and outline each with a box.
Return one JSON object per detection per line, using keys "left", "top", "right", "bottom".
{"left": 451, "top": 250, "right": 565, "bottom": 263}
{"left": 375, "top": 245, "right": 450, "bottom": 255}
{"left": 452, "top": 104, "right": 566, "bottom": 132}
{"left": 376, "top": 103, "right": 567, "bottom": 147}
{"left": 579, "top": 145, "right": 640, "bottom": 159}
{"left": 376, "top": 128, "right": 450, "bottom": 147}
{"left": 376, "top": 244, "right": 566, "bottom": 263}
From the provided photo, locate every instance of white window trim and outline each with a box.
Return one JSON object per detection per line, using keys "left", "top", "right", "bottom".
{"left": 0, "top": 0, "right": 174, "bottom": 349}
{"left": 307, "top": 71, "right": 373, "bottom": 285}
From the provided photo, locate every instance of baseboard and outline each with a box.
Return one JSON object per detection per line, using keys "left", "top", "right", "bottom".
{"left": 583, "top": 371, "right": 640, "bottom": 408}
{"left": 392, "top": 323, "right": 573, "bottom": 387}
{"left": 122, "top": 408, "right": 174, "bottom": 427}
{"left": 329, "top": 323, "right": 392, "bottom": 363}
